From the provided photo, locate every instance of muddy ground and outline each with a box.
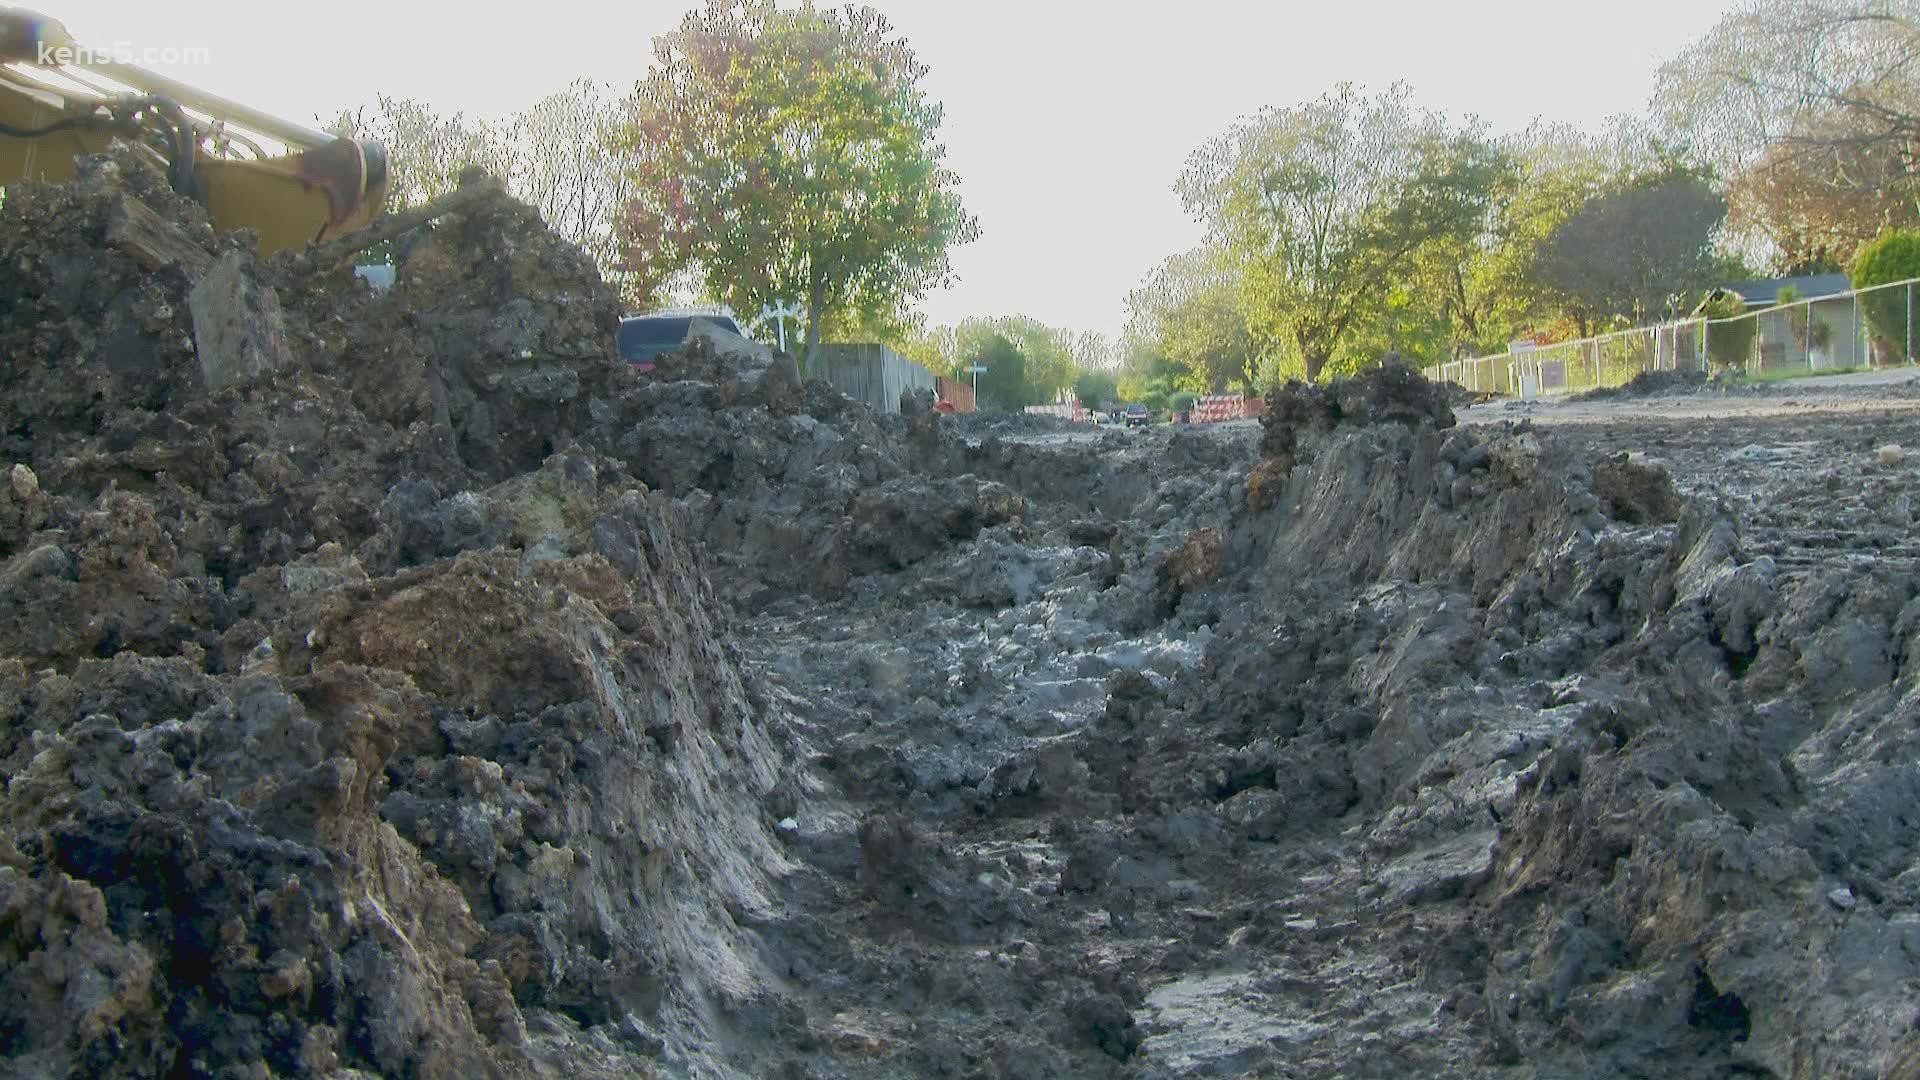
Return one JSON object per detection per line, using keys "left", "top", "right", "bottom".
{"left": 5, "top": 151, "right": 1920, "bottom": 1079}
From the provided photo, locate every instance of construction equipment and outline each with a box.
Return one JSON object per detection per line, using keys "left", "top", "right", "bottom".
{"left": 0, "top": 7, "right": 387, "bottom": 254}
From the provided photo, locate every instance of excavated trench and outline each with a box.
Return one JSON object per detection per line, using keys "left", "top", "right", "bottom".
{"left": 5, "top": 150, "right": 1920, "bottom": 1079}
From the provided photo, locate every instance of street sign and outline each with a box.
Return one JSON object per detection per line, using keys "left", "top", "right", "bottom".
{"left": 965, "top": 363, "right": 988, "bottom": 399}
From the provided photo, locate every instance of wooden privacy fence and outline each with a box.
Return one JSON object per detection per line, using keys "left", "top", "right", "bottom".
{"left": 811, "top": 343, "right": 938, "bottom": 414}
{"left": 936, "top": 376, "right": 975, "bottom": 412}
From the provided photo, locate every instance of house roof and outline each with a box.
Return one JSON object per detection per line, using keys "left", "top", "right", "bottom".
{"left": 1718, "top": 273, "right": 1851, "bottom": 307}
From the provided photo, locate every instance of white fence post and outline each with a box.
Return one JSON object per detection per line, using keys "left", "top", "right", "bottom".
{"left": 1854, "top": 291, "right": 1863, "bottom": 368}
{"left": 1805, "top": 299, "right": 1813, "bottom": 371}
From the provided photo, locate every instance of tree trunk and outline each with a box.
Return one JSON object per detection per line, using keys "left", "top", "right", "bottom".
{"left": 804, "top": 272, "right": 827, "bottom": 368}
{"left": 1303, "top": 350, "right": 1330, "bottom": 382}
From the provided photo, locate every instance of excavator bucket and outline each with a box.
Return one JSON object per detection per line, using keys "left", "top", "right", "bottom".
{"left": 0, "top": 6, "right": 387, "bottom": 254}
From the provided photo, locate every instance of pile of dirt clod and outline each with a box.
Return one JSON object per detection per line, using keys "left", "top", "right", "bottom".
{"left": 1252, "top": 357, "right": 1456, "bottom": 486}
{"left": 0, "top": 146, "right": 820, "bottom": 1078}
{"left": 939, "top": 410, "right": 1082, "bottom": 437}
{"left": 1571, "top": 367, "right": 1711, "bottom": 400}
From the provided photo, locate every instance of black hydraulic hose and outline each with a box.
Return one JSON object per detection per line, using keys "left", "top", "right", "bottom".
{"left": 0, "top": 94, "right": 204, "bottom": 204}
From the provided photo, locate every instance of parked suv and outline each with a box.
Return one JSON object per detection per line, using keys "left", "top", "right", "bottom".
{"left": 617, "top": 313, "right": 746, "bottom": 370}
{"left": 1123, "top": 403, "right": 1151, "bottom": 427}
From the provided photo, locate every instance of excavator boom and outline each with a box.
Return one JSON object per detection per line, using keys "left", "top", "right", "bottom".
{"left": 0, "top": 7, "right": 387, "bottom": 253}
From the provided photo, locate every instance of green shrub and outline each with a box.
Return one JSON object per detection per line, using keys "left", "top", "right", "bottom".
{"left": 1776, "top": 286, "right": 1830, "bottom": 351}
{"left": 1851, "top": 228, "right": 1920, "bottom": 356}
{"left": 1168, "top": 391, "right": 1199, "bottom": 413}
{"left": 1701, "top": 290, "right": 1756, "bottom": 370}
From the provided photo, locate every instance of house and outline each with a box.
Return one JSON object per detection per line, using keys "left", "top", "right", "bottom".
{"left": 1705, "top": 273, "right": 1866, "bottom": 370}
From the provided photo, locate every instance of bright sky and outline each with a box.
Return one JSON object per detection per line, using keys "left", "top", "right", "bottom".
{"left": 41, "top": 0, "right": 1741, "bottom": 343}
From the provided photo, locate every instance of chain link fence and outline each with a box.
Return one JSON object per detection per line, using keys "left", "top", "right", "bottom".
{"left": 1425, "top": 277, "right": 1919, "bottom": 396}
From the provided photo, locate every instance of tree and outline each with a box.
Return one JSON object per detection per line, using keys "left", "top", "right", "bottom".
{"left": 328, "top": 90, "right": 638, "bottom": 285}
{"left": 326, "top": 95, "right": 515, "bottom": 210}
{"left": 946, "top": 315, "right": 1078, "bottom": 401}
{"left": 1065, "top": 330, "right": 1118, "bottom": 373}
{"left": 1851, "top": 227, "right": 1920, "bottom": 355}
{"left": 616, "top": 0, "right": 978, "bottom": 359}
{"left": 1723, "top": 124, "right": 1920, "bottom": 275}
{"left": 1176, "top": 82, "right": 1508, "bottom": 380}
{"left": 890, "top": 319, "right": 954, "bottom": 373}
{"left": 1701, "top": 290, "right": 1758, "bottom": 368}
{"left": 1123, "top": 242, "right": 1266, "bottom": 390}
{"left": 1073, "top": 369, "right": 1120, "bottom": 410}
{"left": 1398, "top": 119, "right": 1637, "bottom": 356}
{"left": 967, "top": 333, "right": 1028, "bottom": 411}
{"left": 1532, "top": 165, "right": 1729, "bottom": 333}
{"left": 502, "top": 79, "right": 639, "bottom": 286}
{"left": 1113, "top": 339, "right": 1199, "bottom": 407}
{"left": 1656, "top": 0, "right": 1920, "bottom": 269}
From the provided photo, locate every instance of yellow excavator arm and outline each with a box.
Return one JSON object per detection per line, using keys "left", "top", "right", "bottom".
{"left": 0, "top": 6, "right": 387, "bottom": 253}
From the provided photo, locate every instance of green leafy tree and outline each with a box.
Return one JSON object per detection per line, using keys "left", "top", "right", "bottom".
{"left": 1776, "top": 285, "right": 1834, "bottom": 351}
{"left": 1400, "top": 119, "right": 1640, "bottom": 356}
{"left": 1701, "top": 290, "right": 1758, "bottom": 369}
{"left": 1114, "top": 340, "right": 1199, "bottom": 403}
{"left": 1005, "top": 318, "right": 1078, "bottom": 399}
{"left": 967, "top": 333, "right": 1029, "bottom": 411}
{"left": 1851, "top": 227, "right": 1920, "bottom": 356}
{"left": 1073, "top": 369, "right": 1120, "bottom": 410}
{"left": 617, "top": 0, "right": 978, "bottom": 358}
{"left": 1123, "top": 242, "right": 1266, "bottom": 390}
{"left": 947, "top": 315, "right": 1081, "bottom": 401}
{"left": 1533, "top": 163, "right": 1730, "bottom": 334}
{"left": 889, "top": 319, "right": 954, "bottom": 373}
{"left": 1175, "top": 81, "right": 1508, "bottom": 380}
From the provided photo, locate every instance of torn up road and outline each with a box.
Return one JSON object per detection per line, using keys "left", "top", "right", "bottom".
{"left": 5, "top": 148, "right": 1920, "bottom": 1079}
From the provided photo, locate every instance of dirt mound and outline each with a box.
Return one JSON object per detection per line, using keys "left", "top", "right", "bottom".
{"left": 0, "top": 148, "right": 805, "bottom": 1078}
{"left": 940, "top": 410, "right": 1082, "bottom": 436}
{"left": 1259, "top": 359, "right": 1456, "bottom": 473}
{"left": 1572, "top": 367, "right": 1710, "bottom": 400}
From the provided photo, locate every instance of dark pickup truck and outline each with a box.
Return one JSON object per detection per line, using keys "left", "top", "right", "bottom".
{"left": 1123, "top": 404, "right": 1151, "bottom": 427}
